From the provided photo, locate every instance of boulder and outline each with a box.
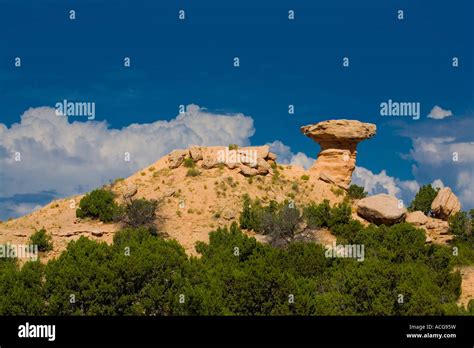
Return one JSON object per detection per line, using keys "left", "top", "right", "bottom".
{"left": 405, "top": 211, "right": 428, "bottom": 226}
{"left": 267, "top": 152, "right": 278, "bottom": 161}
{"left": 224, "top": 161, "right": 240, "bottom": 170}
{"left": 256, "top": 158, "right": 272, "bottom": 175}
{"left": 431, "top": 187, "right": 461, "bottom": 220}
{"left": 90, "top": 230, "right": 104, "bottom": 237}
{"left": 189, "top": 146, "right": 203, "bottom": 162}
{"left": 201, "top": 157, "right": 219, "bottom": 169}
{"left": 301, "top": 120, "right": 376, "bottom": 188}
{"left": 168, "top": 150, "right": 188, "bottom": 169}
{"left": 122, "top": 185, "right": 138, "bottom": 199}
{"left": 236, "top": 145, "right": 269, "bottom": 163}
{"left": 239, "top": 164, "right": 258, "bottom": 177}
{"left": 222, "top": 210, "right": 237, "bottom": 220}
{"left": 240, "top": 145, "right": 269, "bottom": 159}
{"left": 356, "top": 194, "right": 406, "bottom": 225}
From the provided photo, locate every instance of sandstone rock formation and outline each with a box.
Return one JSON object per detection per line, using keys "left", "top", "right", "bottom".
{"left": 405, "top": 210, "right": 428, "bottom": 226}
{"left": 189, "top": 146, "right": 203, "bottom": 162}
{"left": 301, "top": 120, "right": 376, "bottom": 189}
{"left": 356, "top": 194, "right": 406, "bottom": 225}
{"left": 167, "top": 145, "right": 276, "bottom": 178}
{"left": 201, "top": 156, "right": 219, "bottom": 169}
{"left": 168, "top": 150, "right": 188, "bottom": 169}
{"left": 405, "top": 211, "right": 452, "bottom": 244}
{"left": 431, "top": 187, "right": 461, "bottom": 220}
{"left": 239, "top": 164, "right": 259, "bottom": 177}
{"left": 122, "top": 184, "right": 138, "bottom": 200}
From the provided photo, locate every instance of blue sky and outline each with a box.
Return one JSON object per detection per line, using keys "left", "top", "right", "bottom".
{"left": 0, "top": 0, "right": 473, "bottom": 219}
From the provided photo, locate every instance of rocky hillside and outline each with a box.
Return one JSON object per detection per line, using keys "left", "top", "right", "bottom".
{"left": 0, "top": 144, "right": 343, "bottom": 260}
{"left": 0, "top": 119, "right": 463, "bottom": 258}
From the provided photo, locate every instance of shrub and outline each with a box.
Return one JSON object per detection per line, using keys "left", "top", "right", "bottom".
{"left": 303, "top": 200, "right": 331, "bottom": 228}
{"left": 186, "top": 168, "right": 201, "bottom": 177}
{"left": 449, "top": 211, "right": 472, "bottom": 242}
{"left": 239, "top": 194, "right": 263, "bottom": 231}
{"left": 331, "top": 219, "right": 364, "bottom": 242}
{"left": 115, "top": 198, "right": 160, "bottom": 234}
{"left": 76, "top": 189, "right": 118, "bottom": 222}
{"left": 328, "top": 202, "right": 352, "bottom": 228}
{"left": 409, "top": 184, "right": 438, "bottom": 215}
{"left": 29, "top": 228, "right": 53, "bottom": 252}
{"left": 271, "top": 169, "right": 281, "bottom": 184}
{"left": 239, "top": 195, "right": 301, "bottom": 241}
{"left": 303, "top": 200, "right": 351, "bottom": 230}
{"left": 347, "top": 184, "right": 367, "bottom": 200}
{"left": 300, "top": 175, "right": 310, "bottom": 181}
{"left": 0, "top": 260, "right": 45, "bottom": 315}
{"left": 183, "top": 158, "right": 195, "bottom": 168}
{"left": 261, "top": 201, "right": 301, "bottom": 239}
{"left": 228, "top": 144, "right": 238, "bottom": 150}
{"left": 291, "top": 182, "right": 299, "bottom": 192}
{"left": 331, "top": 186, "right": 345, "bottom": 197}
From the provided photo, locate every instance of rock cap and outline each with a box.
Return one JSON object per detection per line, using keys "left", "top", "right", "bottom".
{"left": 301, "top": 119, "right": 376, "bottom": 144}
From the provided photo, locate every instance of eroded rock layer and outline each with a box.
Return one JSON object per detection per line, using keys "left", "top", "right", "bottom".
{"left": 301, "top": 120, "right": 376, "bottom": 188}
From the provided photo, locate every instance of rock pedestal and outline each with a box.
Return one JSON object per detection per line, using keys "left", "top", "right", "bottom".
{"left": 301, "top": 120, "right": 376, "bottom": 188}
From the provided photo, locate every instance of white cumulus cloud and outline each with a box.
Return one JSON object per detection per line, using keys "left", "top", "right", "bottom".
{"left": 427, "top": 105, "right": 453, "bottom": 119}
{"left": 267, "top": 140, "right": 315, "bottom": 170}
{"left": 0, "top": 105, "right": 255, "bottom": 218}
{"left": 352, "top": 166, "right": 423, "bottom": 206}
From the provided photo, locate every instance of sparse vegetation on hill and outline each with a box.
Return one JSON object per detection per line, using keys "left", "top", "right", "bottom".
{"left": 29, "top": 228, "right": 53, "bottom": 252}
{"left": 114, "top": 198, "right": 161, "bottom": 235}
{"left": 76, "top": 189, "right": 119, "bottom": 222}
{"left": 186, "top": 168, "right": 201, "bottom": 177}
{"left": 183, "top": 158, "right": 195, "bottom": 168}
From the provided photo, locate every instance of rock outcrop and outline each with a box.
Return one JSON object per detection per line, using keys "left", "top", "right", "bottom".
{"left": 356, "top": 194, "right": 406, "bottom": 225}
{"left": 301, "top": 120, "right": 376, "bottom": 189}
{"left": 405, "top": 210, "right": 428, "bottom": 226}
{"left": 122, "top": 185, "right": 138, "bottom": 200}
{"left": 431, "top": 187, "right": 461, "bottom": 220}
{"left": 189, "top": 146, "right": 203, "bottom": 162}
{"left": 405, "top": 211, "right": 452, "bottom": 244}
{"left": 167, "top": 145, "right": 276, "bottom": 177}
{"left": 168, "top": 150, "right": 188, "bottom": 169}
